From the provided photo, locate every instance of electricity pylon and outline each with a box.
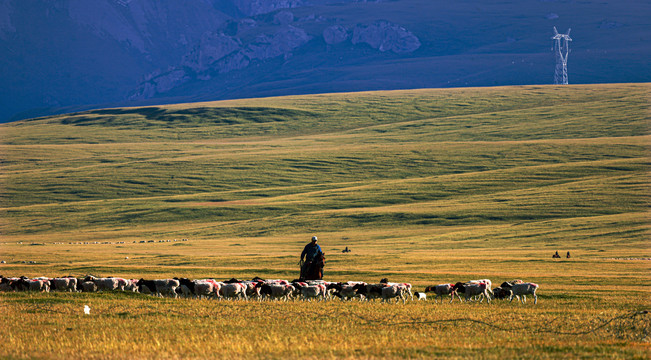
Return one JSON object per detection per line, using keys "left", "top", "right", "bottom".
{"left": 552, "top": 27, "right": 571, "bottom": 85}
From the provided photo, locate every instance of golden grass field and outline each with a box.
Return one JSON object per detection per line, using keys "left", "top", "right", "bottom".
{"left": 0, "top": 84, "right": 649, "bottom": 359}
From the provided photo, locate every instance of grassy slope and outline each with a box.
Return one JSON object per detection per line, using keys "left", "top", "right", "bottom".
{"left": 0, "top": 84, "right": 649, "bottom": 359}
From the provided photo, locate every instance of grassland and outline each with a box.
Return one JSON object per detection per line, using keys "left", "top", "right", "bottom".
{"left": 0, "top": 83, "right": 649, "bottom": 359}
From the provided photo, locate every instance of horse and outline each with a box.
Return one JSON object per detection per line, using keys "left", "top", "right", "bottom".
{"left": 300, "top": 252, "right": 326, "bottom": 281}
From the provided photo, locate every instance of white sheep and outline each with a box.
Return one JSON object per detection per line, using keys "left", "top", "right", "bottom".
{"left": 381, "top": 285, "right": 406, "bottom": 304}
{"left": 508, "top": 283, "right": 539, "bottom": 304}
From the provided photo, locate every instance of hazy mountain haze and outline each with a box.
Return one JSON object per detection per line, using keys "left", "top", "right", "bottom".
{"left": 1, "top": 0, "right": 649, "bottom": 123}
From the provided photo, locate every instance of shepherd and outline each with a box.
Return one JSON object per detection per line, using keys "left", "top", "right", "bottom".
{"left": 299, "top": 236, "right": 325, "bottom": 281}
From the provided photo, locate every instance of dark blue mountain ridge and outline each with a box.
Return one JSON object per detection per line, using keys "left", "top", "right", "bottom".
{"left": 1, "top": 0, "right": 649, "bottom": 123}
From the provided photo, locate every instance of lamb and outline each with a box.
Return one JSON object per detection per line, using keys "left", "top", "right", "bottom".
{"left": 414, "top": 291, "right": 427, "bottom": 301}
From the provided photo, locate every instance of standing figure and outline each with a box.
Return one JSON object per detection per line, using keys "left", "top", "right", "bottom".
{"left": 300, "top": 236, "right": 324, "bottom": 280}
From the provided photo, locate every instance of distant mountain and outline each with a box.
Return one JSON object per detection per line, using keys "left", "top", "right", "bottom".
{"left": 1, "top": 0, "right": 650, "bottom": 123}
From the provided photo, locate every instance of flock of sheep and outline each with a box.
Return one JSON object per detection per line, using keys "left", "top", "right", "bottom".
{"left": 0, "top": 275, "right": 539, "bottom": 304}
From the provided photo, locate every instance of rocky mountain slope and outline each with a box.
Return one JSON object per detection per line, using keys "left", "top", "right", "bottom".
{"left": 1, "top": 0, "right": 649, "bottom": 122}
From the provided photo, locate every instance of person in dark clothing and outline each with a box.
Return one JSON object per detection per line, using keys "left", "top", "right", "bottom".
{"left": 300, "top": 236, "right": 323, "bottom": 279}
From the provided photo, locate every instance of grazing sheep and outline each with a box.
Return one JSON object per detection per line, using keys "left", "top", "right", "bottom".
{"left": 452, "top": 282, "right": 491, "bottom": 303}
{"left": 81, "top": 281, "right": 97, "bottom": 292}
{"left": 219, "top": 283, "right": 247, "bottom": 300}
{"left": 174, "top": 278, "right": 195, "bottom": 298}
{"left": 424, "top": 284, "right": 461, "bottom": 303}
{"left": 492, "top": 287, "right": 512, "bottom": 300}
{"left": 29, "top": 279, "right": 50, "bottom": 292}
{"left": 468, "top": 279, "right": 493, "bottom": 299}
{"left": 124, "top": 280, "right": 139, "bottom": 292}
{"left": 52, "top": 277, "right": 77, "bottom": 292}
{"left": 85, "top": 276, "right": 119, "bottom": 292}
{"left": 381, "top": 285, "right": 406, "bottom": 304}
{"left": 380, "top": 279, "right": 414, "bottom": 301}
{"left": 0, "top": 276, "right": 12, "bottom": 292}
{"left": 243, "top": 280, "right": 263, "bottom": 300}
{"left": 260, "top": 284, "right": 294, "bottom": 301}
{"left": 414, "top": 291, "right": 427, "bottom": 301}
{"left": 113, "top": 278, "right": 131, "bottom": 291}
{"left": 194, "top": 280, "right": 220, "bottom": 299}
{"left": 504, "top": 282, "right": 539, "bottom": 304}
{"left": 353, "top": 283, "right": 384, "bottom": 301}
{"left": 154, "top": 279, "right": 180, "bottom": 298}
{"left": 328, "top": 283, "right": 363, "bottom": 301}
{"left": 136, "top": 279, "right": 156, "bottom": 295}
{"left": 293, "top": 282, "right": 326, "bottom": 301}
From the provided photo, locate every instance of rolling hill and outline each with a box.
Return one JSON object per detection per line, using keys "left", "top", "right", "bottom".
{"left": 1, "top": 84, "right": 649, "bottom": 261}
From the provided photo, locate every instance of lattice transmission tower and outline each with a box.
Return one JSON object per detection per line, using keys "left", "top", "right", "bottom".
{"left": 551, "top": 27, "right": 572, "bottom": 85}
